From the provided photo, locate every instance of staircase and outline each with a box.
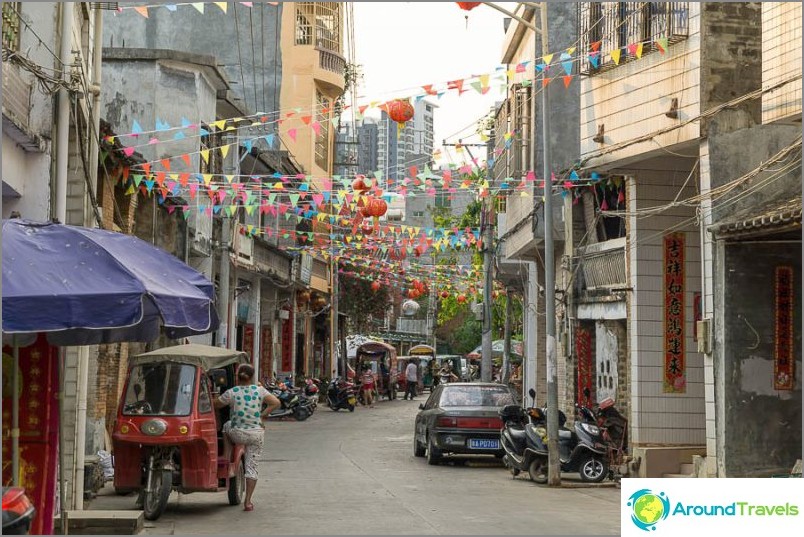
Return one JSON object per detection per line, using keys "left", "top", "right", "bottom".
{"left": 662, "top": 462, "right": 695, "bottom": 478}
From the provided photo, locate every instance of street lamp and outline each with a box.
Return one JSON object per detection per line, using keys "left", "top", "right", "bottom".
{"left": 454, "top": 1, "right": 560, "bottom": 487}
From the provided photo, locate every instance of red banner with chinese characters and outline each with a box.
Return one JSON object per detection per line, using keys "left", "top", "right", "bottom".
{"left": 242, "top": 324, "right": 254, "bottom": 360}
{"left": 260, "top": 326, "right": 273, "bottom": 381}
{"left": 774, "top": 266, "right": 794, "bottom": 390}
{"left": 2, "top": 334, "right": 59, "bottom": 536}
{"left": 664, "top": 233, "right": 686, "bottom": 393}
{"left": 281, "top": 307, "right": 294, "bottom": 373}
{"left": 576, "top": 326, "right": 594, "bottom": 407}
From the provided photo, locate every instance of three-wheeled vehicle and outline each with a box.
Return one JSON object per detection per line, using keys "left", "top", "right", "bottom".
{"left": 354, "top": 341, "right": 398, "bottom": 400}
{"left": 406, "top": 344, "right": 436, "bottom": 393}
{"left": 112, "top": 345, "right": 250, "bottom": 520}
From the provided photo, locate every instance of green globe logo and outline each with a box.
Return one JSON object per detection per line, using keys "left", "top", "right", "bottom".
{"left": 627, "top": 490, "right": 670, "bottom": 531}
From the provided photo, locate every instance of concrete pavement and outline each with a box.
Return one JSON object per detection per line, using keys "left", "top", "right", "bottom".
{"left": 90, "top": 397, "right": 621, "bottom": 535}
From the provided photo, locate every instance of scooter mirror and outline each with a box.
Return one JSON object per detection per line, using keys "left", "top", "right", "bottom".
{"left": 528, "top": 388, "right": 536, "bottom": 404}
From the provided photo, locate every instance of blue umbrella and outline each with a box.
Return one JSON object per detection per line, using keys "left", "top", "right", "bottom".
{"left": 2, "top": 219, "right": 219, "bottom": 344}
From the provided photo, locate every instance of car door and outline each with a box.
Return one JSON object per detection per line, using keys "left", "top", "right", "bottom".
{"left": 416, "top": 386, "right": 442, "bottom": 442}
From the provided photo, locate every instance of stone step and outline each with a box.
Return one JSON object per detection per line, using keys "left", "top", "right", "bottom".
{"left": 662, "top": 473, "right": 693, "bottom": 478}
{"left": 54, "top": 510, "right": 144, "bottom": 535}
{"left": 679, "top": 463, "right": 695, "bottom": 474}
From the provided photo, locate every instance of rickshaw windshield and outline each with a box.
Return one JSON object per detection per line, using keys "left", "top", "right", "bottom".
{"left": 123, "top": 362, "right": 196, "bottom": 416}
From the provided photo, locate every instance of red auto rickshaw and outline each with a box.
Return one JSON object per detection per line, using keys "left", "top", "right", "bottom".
{"left": 112, "top": 344, "right": 250, "bottom": 520}
{"left": 354, "top": 341, "right": 398, "bottom": 400}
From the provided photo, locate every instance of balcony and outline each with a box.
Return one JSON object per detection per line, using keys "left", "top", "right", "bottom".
{"left": 575, "top": 237, "right": 627, "bottom": 296}
{"left": 396, "top": 318, "right": 428, "bottom": 336}
{"left": 2, "top": 61, "right": 44, "bottom": 152}
{"left": 317, "top": 47, "right": 345, "bottom": 76}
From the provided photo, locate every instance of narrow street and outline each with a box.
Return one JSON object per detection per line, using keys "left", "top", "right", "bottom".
{"left": 94, "top": 400, "right": 620, "bottom": 535}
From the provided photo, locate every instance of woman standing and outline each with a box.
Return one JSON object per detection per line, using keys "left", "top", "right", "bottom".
{"left": 213, "top": 364, "right": 280, "bottom": 512}
{"left": 361, "top": 365, "right": 376, "bottom": 408}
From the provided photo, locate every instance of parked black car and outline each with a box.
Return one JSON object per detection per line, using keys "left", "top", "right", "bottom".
{"left": 413, "top": 382, "right": 517, "bottom": 465}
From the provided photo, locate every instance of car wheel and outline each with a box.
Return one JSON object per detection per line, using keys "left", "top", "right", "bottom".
{"left": 413, "top": 434, "right": 426, "bottom": 457}
{"left": 426, "top": 434, "right": 442, "bottom": 465}
{"left": 579, "top": 454, "right": 607, "bottom": 483}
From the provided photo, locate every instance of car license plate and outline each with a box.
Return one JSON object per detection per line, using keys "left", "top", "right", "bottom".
{"left": 348, "top": 396, "right": 356, "bottom": 405}
{"left": 469, "top": 439, "right": 500, "bottom": 450}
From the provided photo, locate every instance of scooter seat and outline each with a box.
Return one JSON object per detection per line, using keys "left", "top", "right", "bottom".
{"left": 508, "top": 428, "right": 528, "bottom": 442}
{"left": 558, "top": 429, "right": 574, "bottom": 440}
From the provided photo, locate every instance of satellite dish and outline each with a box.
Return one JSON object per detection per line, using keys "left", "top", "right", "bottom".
{"left": 401, "top": 300, "right": 420, "bottom": 316}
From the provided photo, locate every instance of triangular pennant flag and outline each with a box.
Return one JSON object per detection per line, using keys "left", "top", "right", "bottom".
{"left": 220, "top": 144, "right": 230, "bottom": 159}
{"left": 656, "top": 36, "right": 669, "bottom": 54}
{"left": 134, "top": 6, "right": 149, "bottom": 17}
{"left": 567, "top": 47, "right": 576, "bottom": 55}
{"left": 636, "top": 43, "right": 644, "bottom": 59}
{"left": 591, "top": 41, "right": 601, "bottom": 52}
{"left": 563, "top": 75, "right": 572, "bottom": 89}
{"left": 560, "top": 52, "right": 573, "bottom": 76}
{"left": 542, "top": 76, "right": 552, "bottom": 88}
{"left": 542, "top": 53, "right": 554, "bottom": 65}
{"left": 131, "top": 120, "right": 143, "bottom": 136}
{"left": 215, "top": 2, "right": 228, "bottom": 13}
{"left": 627, "top": 43, "right": 638, "bottom": 57}
{"left": 191, "top": 3, "right": 205, "bottom": 13}
{"left": 288, "top": 128, "right": 297, "bottom": 142}
{"left": 200, "top": 149, "right": 209, "bottom": 164}
{"left": 165, "top": 4, "right": 178, "bottom": 12}
{"left": 611, "top": 48, "right": 622, "bottom": 65}
{"left": 589, "top": 52, "right": 600, "bottom": 69}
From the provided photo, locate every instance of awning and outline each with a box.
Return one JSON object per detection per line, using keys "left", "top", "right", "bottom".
{"left": 709, "top": 196, "right": 802, "bottom": 238}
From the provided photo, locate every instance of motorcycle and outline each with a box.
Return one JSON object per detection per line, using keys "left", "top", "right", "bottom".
{"left": 264, "top": 382, "right": 311, "bottom": 421}
{"left": 499, "top": 390, "right": 549, "bottom": 484}
{"left": 2, "top": 488, "right": 35, "bottom": 535}
{"left": 327, "top": 377, "right": 357, "bottom": 411}
{"left": 501, "top": 389, "right": 609, "bottom": 483}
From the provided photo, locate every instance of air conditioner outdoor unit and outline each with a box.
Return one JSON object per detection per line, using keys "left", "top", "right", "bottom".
{"left": 696, "top": 319, "right": 712, "bottom": 355}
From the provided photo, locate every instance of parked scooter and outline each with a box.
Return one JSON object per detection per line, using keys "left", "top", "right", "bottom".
{"left": 264, "top": 382, "right": 311, "bottom": 421}
{"left": 502, "top": 388, "right": 609, "bottom": 483}
{"left": 327, "top": 377, "right": 357, "bottom": 411}
{"left": 499, "top": 389, "right": 549, "bottom": 484}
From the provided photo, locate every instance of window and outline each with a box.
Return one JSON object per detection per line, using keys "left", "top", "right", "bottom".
{"left": 198, "top": 376, "right": 212, "bottom": 414}
{"left": 438, "top": 385, "right": 515, "bottom": 407}
{"left": 495, "top": 195, "right": 507, "bottom": 214}
{"left": 315, "top": 90, "right": 331, "bottom": 169}
{"left": 412, "top": 210, "right": 425, "bottom": 218}
{"left": 2, "top": 3, "right": 21, "bottom": 52}
{"left": 435, "top": 192, "right": 451, "bottom": 209}
{"left": 295, "top": 2, "right": 341, "bottom": 52}
{"left": 578, "top": 2, "right": 689, "bottom": 75}
{"left": 123, "top": 363, "right": 197, "bottom": 417}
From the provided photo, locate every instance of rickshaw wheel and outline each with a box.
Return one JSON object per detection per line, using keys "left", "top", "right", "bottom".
{"left": 143, "top": 469, "right": 172, "bottom": 521}
{"left": 228, "top": 459, "right": 245, "bottom": 505}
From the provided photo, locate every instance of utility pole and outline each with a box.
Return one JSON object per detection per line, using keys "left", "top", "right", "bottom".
{"left": 536, "top": 2, "right": 561, "bottom": 488}
{"left": 218, "top": 130, "right": 238, "bottom": 348}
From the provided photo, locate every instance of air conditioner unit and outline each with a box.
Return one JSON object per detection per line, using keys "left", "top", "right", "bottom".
{"left": 277, "top": 309, "right": 290, "bottom": 320}
{"left": 191, "top": 232, "right": 211, "bottom": 255}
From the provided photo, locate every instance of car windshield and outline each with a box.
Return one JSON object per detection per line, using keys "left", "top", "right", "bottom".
{"left": 439, "top": 385, "right": 515, "bottom": 407}
{"left": 123, "top": 363, "right": 196, "bottom": 416}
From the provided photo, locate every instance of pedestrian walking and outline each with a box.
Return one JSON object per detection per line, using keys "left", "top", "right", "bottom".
{"left": 361, "top": 365, "right": 376, "bottom": 407}
{"left": 213, "top": 364, "right": 280, "bottom": 512}
{"left": 404, "top": 359, "right": 419, "bottom": 400}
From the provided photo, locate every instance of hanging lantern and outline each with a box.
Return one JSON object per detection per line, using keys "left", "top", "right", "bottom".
{"left": 352, "top": 175, "right": 370, "bottom": 194}
{"left": 414, "top": 245, "right": 426, "bottom": 258}
{"left": 402, "top": 299, "right": 420, "bottom": 316}
{"left": 386, "top": 99, "right": 415, "bottom": 124}
{"left": 360, "top": 221, "right": 374, "bottom": 236}
{"left": 389, "top": 244, "right": 407, "bottom": 261}
{"left": 371, "top": 281, "right": 381, "bottom": 292}
{"left": 408, "top": 288, "right": 421, "bottom": 299}
{"left": 360, "top": 197, "right": 388, "bottom": 228}
{"left": 456, "top": 294, "right": 467, "bottom": 304}
{"left": 456, "top": 2, "right": 481, "bottom": 10}
{"left": 440, "top": 290, "right": 450, "bottom": 299}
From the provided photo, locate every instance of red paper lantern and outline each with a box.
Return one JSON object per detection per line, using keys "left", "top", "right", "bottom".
{"left": 360, "top": 221, "right": 374, "bottom": 236}
{"left": 456, "top": 294, "right": 467, "bottom": 304}
{"left": 408, "top": 289, "right": 419, "bottom": 299}
{"left": 352, "top": 175, "right": 370, "bottom": 193}
{"left": 440, "top": 291, "right": 450, "bottom": 299}
{"left": 386, "top": 99, "right": 415, "bottom": 124}
{"left": 456, "top": 2, "right": 481, "bottom": 11}
{"left": 371, "top": 281, "right": 381, "bottom": 292}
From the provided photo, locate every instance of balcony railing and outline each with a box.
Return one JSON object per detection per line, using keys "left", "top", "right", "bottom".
{"left": 317, "top": 47, "right": 345, "bottom": 76}
{"left": 576, "top": 237, "right": 627, "bottom": 292}
{"left": 578, "top": 2, "right": 689, "bottom": 75}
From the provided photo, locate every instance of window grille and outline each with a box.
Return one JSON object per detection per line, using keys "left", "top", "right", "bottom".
{"left": 2, "top": 3, "right": 21, "bottom": 52}
{"left": 578, "top": 2, "right": 689, "bottom": 75}
{"left": 295, "top": 2, "right": 341, "bottom": 52}
{"left": 315, "top": 91, "right": 331, "bottom": 169}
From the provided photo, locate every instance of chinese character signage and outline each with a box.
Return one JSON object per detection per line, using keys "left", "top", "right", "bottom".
{"left": 281, "top": 306, "right": 294, "bottom": 373}
{"left": 663, "top": 233, "right": 686, "bottom": 393}
{"left": 575, "top": 326, "right": 594, "bottom": 407}
{"left": 774, "top": 266, "right": 794, "bottom": 390}
{"left": 2, "top": 334, "right": 59, "bottom": 535}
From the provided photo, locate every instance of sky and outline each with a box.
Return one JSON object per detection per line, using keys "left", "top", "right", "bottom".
{"left": 351, "top": 2, "right": 520, "bottom": 167}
